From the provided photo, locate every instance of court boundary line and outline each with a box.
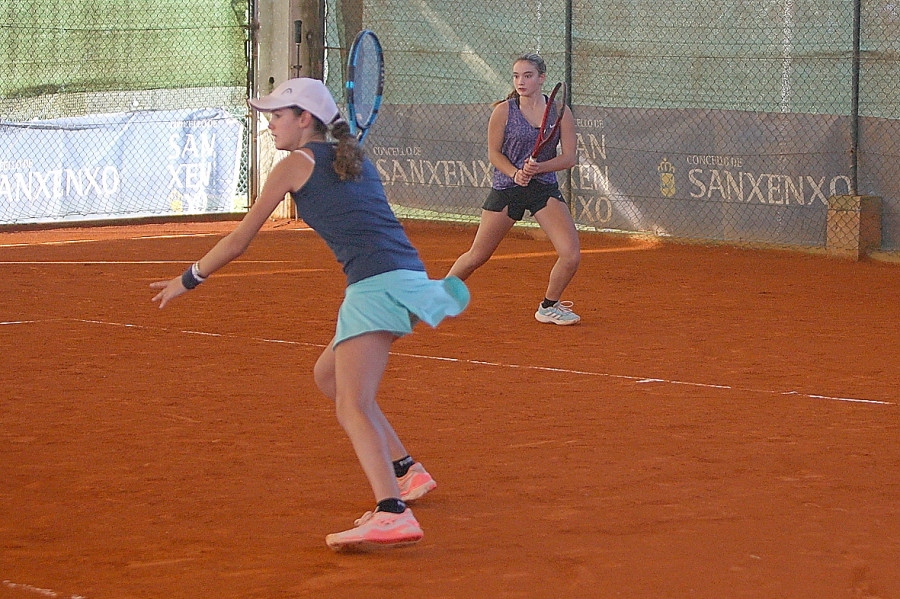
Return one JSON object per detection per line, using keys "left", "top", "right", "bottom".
{"left": 0, "top": 245, "right": 643, "bottom": 266}
{"left": 0, "top": 232, "right": 224, "bottom": 249}
{"left": 1, "top": 579, "right": 85, "bottom": 599}
{"left": 0, "top": 227, "right": 317, "bottom": 249}
{"left": 2, "top": 318, "right": 891, "bottom": 407}
{"left": 0, "top": 259, "right": 308, "bottom": 265}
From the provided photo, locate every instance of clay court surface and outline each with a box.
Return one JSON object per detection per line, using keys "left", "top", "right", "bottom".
{"left": 0, "top": 219, "right": 897, "bottom": 599}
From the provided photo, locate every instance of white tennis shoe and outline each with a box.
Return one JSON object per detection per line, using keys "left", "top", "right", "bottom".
{"left": 397, "top": 462, "right": 437, "bottom": 502}
{"left": 326, "top": 508, "right": 423, "bottom": 552}
{"left": 535, "top": 300, "right": 581, "bottom": 325}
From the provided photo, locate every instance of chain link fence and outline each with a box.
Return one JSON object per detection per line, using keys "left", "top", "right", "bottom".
{"left": 322, "top": 0, "right": 899, "bottom": 253}
{"left": 2, "top": 0, "right": 898, "bottom": 254}
{"left": 0, "top": 0, "right": 250, "bottom": 224}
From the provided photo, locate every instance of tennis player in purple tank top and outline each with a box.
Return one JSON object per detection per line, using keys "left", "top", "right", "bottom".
{"left": 447, "top": 53, "right": 582, "bottom": 325}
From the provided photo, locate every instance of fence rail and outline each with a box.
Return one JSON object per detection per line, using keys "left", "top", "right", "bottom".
{"left": 0, "top": 0, "right": 251, "bottom": 224}
{"left": 2, "top": 0, "right": 898, "bottom": 253}
{"left": 320, "top": 0, "right": 899, "bottom": 252}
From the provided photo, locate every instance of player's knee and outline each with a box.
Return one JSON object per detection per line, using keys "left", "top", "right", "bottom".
{"left": 333, "top": 398, "right": 351, "bottom": 425}
{"left": 467, "top": 249, "right": 493, "bottom": 270}
{"left": 313, "top": 361, "right": 336, "bottom": 399}
{"left": 559, "top": 248, "right": 580, "bottom": 271}
{"left": 333, "top": 395, "right": 370, "bottom": 430}
{"left": 570, "top": 249, "right": 581, "bottom": 269}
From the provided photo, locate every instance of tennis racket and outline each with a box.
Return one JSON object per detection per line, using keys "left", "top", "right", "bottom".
{"left": 346, "top": 30, "right": 384, "bottom": 143}
{"left": 529, "top": 82, "right": 567, "bottom": 162}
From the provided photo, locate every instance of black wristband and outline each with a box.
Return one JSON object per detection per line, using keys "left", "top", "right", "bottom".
{"left": 181, "top": 266, "right": 203, "bottom": 289}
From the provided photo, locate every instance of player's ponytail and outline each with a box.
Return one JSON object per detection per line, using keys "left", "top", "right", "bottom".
{"left": 330, "top": 119, "right": 364, "bottom": 181}
{"left": 301, "top": 109, "right": 363, "bottom": 181}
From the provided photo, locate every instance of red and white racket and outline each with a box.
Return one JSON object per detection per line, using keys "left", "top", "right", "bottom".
{"left": 529, "top": 82, "right": 567, "bottom": 162}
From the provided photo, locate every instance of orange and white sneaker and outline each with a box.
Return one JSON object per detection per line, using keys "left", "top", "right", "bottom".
{"left": 326, "top": 508, "right": 423, "bottom": 552}
{"left": 398, "top": 462, "right": 437, "bottom": 502}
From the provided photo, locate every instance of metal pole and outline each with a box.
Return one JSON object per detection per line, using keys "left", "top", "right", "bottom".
{"left": 850, "top": 0, "right": 861, "bottom": 195}
{"left": 565, "top": 0, "right": 573, "bottom": 208}
{"left": 248, "top": 0, "right": 260, "bottom": 205}
{"left": 565, "top": 0, "right": 573, "bottom": 95}
{"left": 292, "top": 20, "right": 303, "bottom": 78}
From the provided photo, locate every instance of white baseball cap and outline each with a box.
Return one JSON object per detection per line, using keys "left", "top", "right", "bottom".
{"left": 248, "top": 77, "right": 340, "bottom": 124}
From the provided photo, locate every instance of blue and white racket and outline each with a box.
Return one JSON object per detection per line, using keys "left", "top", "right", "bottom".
{"left": 345, "top": 30, "right": 384, "bottom": 143}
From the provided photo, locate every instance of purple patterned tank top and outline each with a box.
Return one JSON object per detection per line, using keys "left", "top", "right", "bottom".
{"left": 492, "top": 97, "right": 559, "bottom": 190}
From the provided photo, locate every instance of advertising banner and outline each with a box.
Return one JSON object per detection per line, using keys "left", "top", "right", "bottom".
{"left": 370, "top": 104, "right": 897, "bottom": 249}
{"left": 0, "top": 108, "right": 244, "bottom": 224}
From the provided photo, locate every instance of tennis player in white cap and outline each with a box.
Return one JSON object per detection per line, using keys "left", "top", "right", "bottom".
{"left": 150, "top": 78, "right": 469, "bottom": 552}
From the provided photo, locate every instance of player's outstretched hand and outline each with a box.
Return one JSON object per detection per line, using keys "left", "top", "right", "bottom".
{"left": 150, "top": 277, "right": 188, "bottom": 309}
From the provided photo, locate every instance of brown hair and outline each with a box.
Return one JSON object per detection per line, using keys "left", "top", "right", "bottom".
{"left": 493, "top": 53, "right": 547, "bottom": 107}
{"left": 296, "top": 108, "right": 364, "bottom": 181}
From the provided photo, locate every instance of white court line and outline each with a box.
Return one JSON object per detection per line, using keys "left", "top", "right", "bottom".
{"left": 28, "top": 317, "right": 888, "bottom": 407}
{"left": 2, "top": 580, "right": 85, "bottom": 599}
{"left": 0, "top": 238, "right": 101, "bottom": 248}
{"left": 0, "top": 228, "right": 313, "bottom": 249}
{"left": 0, "top": 259, "right": 304, "bottom": 265}
{"left": 133, "top": 234, "right": 228, "bottom": 240}
{"left": 0, "top": 232, "right": 221, "bottom": 248}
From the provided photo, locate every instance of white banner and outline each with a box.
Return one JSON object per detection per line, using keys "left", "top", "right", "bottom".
{"left": 0, "top": 108, "right": 244, "bottom": 224}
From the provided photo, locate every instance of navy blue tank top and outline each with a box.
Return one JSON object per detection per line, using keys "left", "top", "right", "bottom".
{"left": 290, "top": 142, "right": 424, "bottom": 285}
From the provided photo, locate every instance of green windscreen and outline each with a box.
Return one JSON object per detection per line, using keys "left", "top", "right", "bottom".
{"left": 2, "top": 0, "right": 246, "bottom": 99}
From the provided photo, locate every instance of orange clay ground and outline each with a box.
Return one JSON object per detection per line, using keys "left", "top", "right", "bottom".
{"left": 0, "top": 219, "right": 897, "bottom": 599}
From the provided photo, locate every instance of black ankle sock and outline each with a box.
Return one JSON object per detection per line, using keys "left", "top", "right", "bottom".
{"left": 393, "top": 455, "right": 414, "bottom": 477}
{"left": 541, "top": 298, "right": 557, "bottom": 309}
{"left": 376, "top": 498, "right": 407, "bottom": 514}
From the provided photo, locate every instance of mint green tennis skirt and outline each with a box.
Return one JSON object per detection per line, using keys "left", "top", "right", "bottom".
{"left": 334, "top": 270, "right": 470, "bottom": 347}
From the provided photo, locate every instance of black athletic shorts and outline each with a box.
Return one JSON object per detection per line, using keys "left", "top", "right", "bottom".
{"left": 482, "top": 180, "right": 564, "bottom": 221}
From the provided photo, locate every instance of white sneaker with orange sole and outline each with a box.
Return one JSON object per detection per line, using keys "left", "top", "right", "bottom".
{"left": 325, "top": 508, "right": 423, "bottom": 552}
{"left": 398, "top": 462, "right": 437, "bottom": 502}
